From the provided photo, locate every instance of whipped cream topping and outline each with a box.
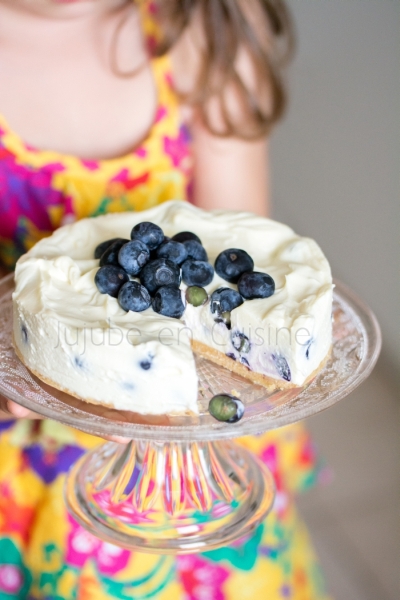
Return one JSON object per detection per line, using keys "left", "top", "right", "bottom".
{"left": 13, "top": 200, "right": 333, "bottom": 413}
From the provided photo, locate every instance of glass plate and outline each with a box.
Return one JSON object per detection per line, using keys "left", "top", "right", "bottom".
{"left": 0, "top": 275, "right": 381, "bottom": 442}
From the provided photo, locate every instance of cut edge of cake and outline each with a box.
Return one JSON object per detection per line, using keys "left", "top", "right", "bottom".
{"left": 191, "top": 339, "right": 331, "bottom": 392}
{"left": 13, "top": 332, "right": 331, "bottom": 419}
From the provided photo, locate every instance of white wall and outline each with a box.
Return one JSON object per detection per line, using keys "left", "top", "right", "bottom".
{"left": 271, "top": 0, "right": 400, "bottom": 384}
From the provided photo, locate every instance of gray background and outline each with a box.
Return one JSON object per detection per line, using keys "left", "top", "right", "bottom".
{"left": 269, "top": 3, "right": 399, "bottom": 598}
{"left": 271, "top": 0, "right": 400, "bottom": 385}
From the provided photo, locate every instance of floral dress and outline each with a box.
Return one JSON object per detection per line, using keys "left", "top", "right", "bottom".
{"left": 0, "top": 3, "right": 330, "bottom": 599}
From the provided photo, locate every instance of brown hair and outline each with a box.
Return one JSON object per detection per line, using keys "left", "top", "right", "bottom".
{"left": 149, "top": 0, "right": 294, "bottom": 139}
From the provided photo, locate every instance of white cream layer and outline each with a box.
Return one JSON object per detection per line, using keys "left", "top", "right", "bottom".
{"left": 13, "top": 200, "right": 333, "bottom": 414}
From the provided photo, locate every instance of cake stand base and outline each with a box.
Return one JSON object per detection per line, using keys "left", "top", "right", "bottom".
{"left": 0, "top": 276, "right": 381, "bottom": 554}
{"left": 65, "top": 438, "right": 275, "bottom": 554}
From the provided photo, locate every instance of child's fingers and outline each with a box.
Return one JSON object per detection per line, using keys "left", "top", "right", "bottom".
{"left": 0, "top": 397, "right": 43, "bottom": 420}
{"left": 0, "top": 397, "right": 129, "bottom": 443}
{"left": 101, "top": 435, "right": 131, "bottom": 444}
{"left": 0, "top": 396, "right": 16, "bottom": 420}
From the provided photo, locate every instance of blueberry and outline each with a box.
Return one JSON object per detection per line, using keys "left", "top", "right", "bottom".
{"left": 272, "top": 354, "right": 291, "bottom": 382}
{"left": 150, "top": 235, "right": 170, "bottom": 255}
{"left": 122, "top": 382, "right": 135, "bottom": 391}
{"left": 210, "top": 287, "right": 243, "bottom": 314}
{"left": 131, "top": 221, "right": 164, "bottom": 250}
{"left": 118, "top": 281, "right": 151, "bottom": 312}
{"left": 231, "top": 332, "right": 250, "bottom": 353}
{"left": 183, "top": 240, "right": 208, "bottom": 261}
{"left": 152, "top": 286, "right": 185, "bottom": 319}
{"left": 214, "top": 248, "right": 254, "bottom": 283}
{"left": 118, "top": 240, "right": 150, "bottom": 275}
{"left": 140, "top": 258, "right": 181, "bottom": 294}
{"left": 214, "top": 311, "right": 231, "bottom": 328}
{"left": 140, "top": 358, "right": 152, "bottom": 370}
{"left": 172, "top": 231, "right": 201, "bottom": 244}
{"left": 209, "top": 394, "right": 244, "bottom": 423}
{"left": 74, "top": 356, "right": 86, "bottom": 370}
{"left": 99, "top": 239, "right": 130, "bottom": 267}
{"left": 95, "top": 265, "right": 129, "bottom": 297}
{"left": 238, "top": 271, "right": 275, "bottom": 299}
{"left": 156, "top": 240, "right": 188, "bottom": 265}
{"left": 21, "top": 324, "right": 28, "bottom": 344}
{"left": 185, "top": 286, "right": 208, "bottom": 307}
{"left": 305, "top": 339, "right": 314, "bottom": 360}
{"left": 221, "top": 311, "right": 231, "bottom": 327}
{"left": 94, "top": 237, "right": 127, "bottom": 259}
{"left": 240, "top": 356, "right": 250, "bottom": 368}
{"left": 182, "top": 260, "right": 214, "bottom": 286}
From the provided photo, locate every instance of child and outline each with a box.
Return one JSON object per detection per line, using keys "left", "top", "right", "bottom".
{"left": 0, "top": 1, "right": 329, "bottom": 598}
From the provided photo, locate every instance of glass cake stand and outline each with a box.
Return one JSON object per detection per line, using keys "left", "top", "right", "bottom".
{"left": 0, "top": 275, "right": 381, "bottom": 554}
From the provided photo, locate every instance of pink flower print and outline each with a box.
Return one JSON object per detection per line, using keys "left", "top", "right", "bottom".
{"left": 66, "top": 514, "right": 130, "bottom": 575}
{"left": 24, "top": 142, "right": 38, "bottom": 152}
{"left": 163, "top": 126, "right": 192, "bottom": 172}
{"left": 110, "top": 168, "right": 149, "bottom": 190}
{"left": 148, "top": 1, "right": 158, "bottom": 15}
{"left": 93, "top": 490, "right": 155, "bottom": 525}
{"left": 165, "top": 72, "right": 174, "bottom": 88}
{"left": 146, "top": 35, "right": 158, "bottom": 54}
{"left": 81, "top": 159, "right": 100, "bottom": 171}
{"left": 0, "top": 153, "right": 67, "bottom": 240}
{"left": 0, "top": 565, "right": 23, "bottom": 595}
{"left": 96, "top": 543, "right": 131, "bottom": 576}
{"left": 104, "top": 167, "right": 150, "bottom": 201}
{"left": 135, "top": 147, "right": 148, "bottom": 158}
{"left": 66, "top": 520, "right": 100, "bottom": 568}
{"left": 260, "top": 444, "right": 279, "bottom": 479}
{"left": 155, "top": 106, "right": 167, "bottom": 123}
{"left": 62, "top": 194, "right": 75, "bottom": 219}
{"left": 260, "top": 443, "right": 288, "bottom": 515}
{"left": 177, "top": 555, "right": 229, "bottom": 600}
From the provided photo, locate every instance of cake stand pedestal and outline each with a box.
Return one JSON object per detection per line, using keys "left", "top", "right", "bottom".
{"left": 0, "top": 276, "right": 381, "bottom": 554}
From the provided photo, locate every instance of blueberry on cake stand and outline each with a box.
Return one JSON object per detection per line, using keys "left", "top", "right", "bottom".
{"left": 0, "top": 276, "right": 381, "bottom": 554}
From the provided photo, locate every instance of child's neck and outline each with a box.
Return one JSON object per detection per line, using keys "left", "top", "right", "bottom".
{"left": 0, "top": 0, "right": 158, "bottom": 161}
{"left": 0, "top": 0, "right": 129, "bottom": 24}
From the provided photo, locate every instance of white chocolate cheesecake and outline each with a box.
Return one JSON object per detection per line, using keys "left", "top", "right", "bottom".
{"left": 12, "top": 201, "right": 333, "bottom": 415}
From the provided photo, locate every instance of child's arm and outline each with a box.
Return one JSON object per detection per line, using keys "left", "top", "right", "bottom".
{"left": 171, "top": 11, "right": 277, "bottom": 219}
{"left": 191, "top": 121, "right": 269, "bottom": 217}
{"left": 0, "top": 398, "right": 36, "bottom": 421}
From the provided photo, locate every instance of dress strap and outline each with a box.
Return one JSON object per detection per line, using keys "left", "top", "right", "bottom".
{"left": 137, "top": 0, "right": 163, "bottom": 54}
{"left": 137, "top": 0, "right": 178, "bottom": 107}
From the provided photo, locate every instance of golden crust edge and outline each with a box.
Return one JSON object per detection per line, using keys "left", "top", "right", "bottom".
{"left": 191, "top": 340, "right": 332, "bottom": 391}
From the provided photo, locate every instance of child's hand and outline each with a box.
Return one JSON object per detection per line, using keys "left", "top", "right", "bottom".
{"left": 0, "top": 396, "right": 41, "bottom": 421}
{"left": 0, "top": 395, "right": 128, "bottom": 443}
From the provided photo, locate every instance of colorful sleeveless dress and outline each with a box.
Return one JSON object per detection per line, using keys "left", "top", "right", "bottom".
{"left": 0, "top": 4, "right": 330, "bottom": 599}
